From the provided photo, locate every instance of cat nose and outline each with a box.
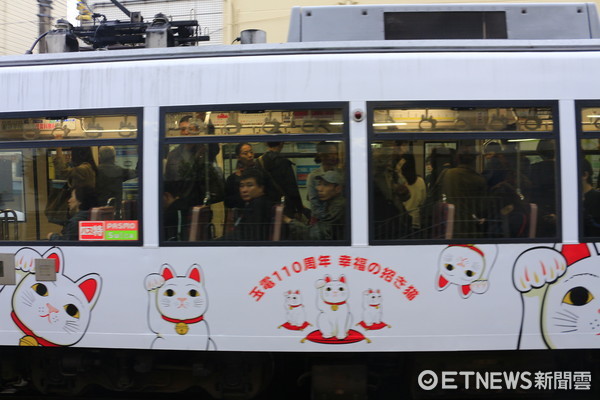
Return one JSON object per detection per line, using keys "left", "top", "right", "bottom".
{"left": 47, "top": 303, "right": 59, "bottom": 314}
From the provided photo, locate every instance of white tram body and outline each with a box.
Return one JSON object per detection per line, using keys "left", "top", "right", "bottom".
{"left": 0, "top": 3, "right": 599, "bottom": 397}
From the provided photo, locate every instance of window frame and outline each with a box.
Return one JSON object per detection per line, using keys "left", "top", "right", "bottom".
{"left": 367, "top": 100, "right": 561, "bottom": 245}
{"left": 159, "top": 102, "right": 351, "bottom": 247}
{"left": 0, "top": 107, "right": 143, "bottom": 246}
{"left": 575, "top": 100, "right": 600, "bottom": 242}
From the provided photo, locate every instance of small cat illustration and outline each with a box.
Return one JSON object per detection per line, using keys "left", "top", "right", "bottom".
{"left": 315, "top": 275, "right": 352, "bottom": 340}
{"left": 358, "top": 289, "right": 389, "bottom": 330}
{"left": 11, "top": 247, "right": 101, "bottom": 347}
{"left": 436, "top": 244, "right": 497, "bottom": 298}
{"left": 279, "top": 290, "right": 310, "bottom": 330}
{"left": 513, "top": 243, "right": 600, "bottom": 349}
{"left": 145, "top": 263, "right": 214, "bottom": 350}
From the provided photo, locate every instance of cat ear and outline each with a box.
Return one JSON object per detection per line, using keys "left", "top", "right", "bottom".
{"left": 160, "top": 264, "right": 176, "bottom": 281}
{"left": 324, "top": 275, "right": 332, "bottom": 283}
{"left": 339, "top": 275, "right": 346, "bottom": 284}
{"left": 294, "top": 290, "right": 300, "bottom": 294}
{"left": 43, "top": 247, "right": 64, "bottom": 274}
{"left": 187, "top": 264, "right": 202, "bottom": 283}
{"left": 437, "top": 273, "right": 451, "bottom": 290}
{"left": 76, "top": 273, "right": 102, "bottom": 307}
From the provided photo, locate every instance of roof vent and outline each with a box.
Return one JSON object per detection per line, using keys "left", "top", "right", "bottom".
{"left": 288, "top": 3, "right": 600, "bottom": 42}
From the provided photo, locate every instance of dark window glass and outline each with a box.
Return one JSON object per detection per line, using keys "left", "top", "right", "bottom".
{"left": 0, "top": 113, "right": 140, "bottom": 243}
{"left": 370, "top": 104, "right": 558, "bottom": 243}
{"left": 162, "top": 107, "right": 348, "bottom": 245}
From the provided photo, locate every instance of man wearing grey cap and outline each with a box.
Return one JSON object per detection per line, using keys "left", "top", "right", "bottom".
{"left": 283, "top": 170, "right": 345, "bottom": 241}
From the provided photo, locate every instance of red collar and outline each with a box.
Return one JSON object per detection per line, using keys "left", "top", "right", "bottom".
{"left": 11, "top": 311, "right": 60, "bottom": 347}
{"left": 324, "top": 300, "right": 346, "bottom": 306}
{"left": 289, "top": 304, "right": 302, "bottom": 308}
{"left": 161, "top": 315, "right": 204, "bottom": 324}
{"left": 369, "top": 304, "right": 381, "bottom": 308}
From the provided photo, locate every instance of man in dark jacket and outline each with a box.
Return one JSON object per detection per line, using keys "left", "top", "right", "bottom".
{"left": 225, "top": 169, "right": 273, "bottom": 241}
{"left": 96, "top": 146, "right": 136, "bottom": 216}
{"left": 257, "top": 142, "right": 304, "bottom": 218}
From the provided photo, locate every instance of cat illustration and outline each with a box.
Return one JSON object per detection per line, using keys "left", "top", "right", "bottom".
{"left": 512, "top": 243, "right": 600, "bottom": 349}
{"left": 315, "top": 275, "right": 352, "bottom": 340}
{"left": 279, "top": 290, "right": 310, "bottom": 330}
{"left": 145, "top": 263, "right": 215, "bottom": 350}
{"left": 357, "top": 289, "right": 389, "bottom": 330}
{"left": 436, "top": 244, "right": 497, "bottom": 298}
{"left": 11, "top": 247, "right": 101, "bottom": 347}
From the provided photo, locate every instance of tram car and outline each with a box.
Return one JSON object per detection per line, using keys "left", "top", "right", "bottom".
{"left": 0, "top": 2, "right": 599, "bottom": 398}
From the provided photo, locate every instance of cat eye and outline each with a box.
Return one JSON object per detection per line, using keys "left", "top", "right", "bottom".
{"left": 562, "top": 286, "right": 594, "bottom": 306}
{"left": 326, "top": 287, "right": 331, "bottom": 291}
{"left": 188, "top": 289, "right": 199, "bottom": 297}
{"left": 164, "top": 289, "right": 175, "bottom": 297}
{"left": 445, "top": 264, "right": 454, "bottom": 271}
{"left": 64, "top": 304, "right": 80, "bottom": 319}
{"left": 465, "top": 270, "right": 474, "bottom": 277}
{"left": 31, "top": 283, "right": 48, "bottom": 297}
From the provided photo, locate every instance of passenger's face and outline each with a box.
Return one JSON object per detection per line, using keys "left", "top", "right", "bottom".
{"left": 240, "top": 177, "right": 264, "bottom": 201}
{"left": 320, "top": 145, "right": 339, "bottom": 168}
{"left": 316, "top": 181, "right": 341, "bottom": 201}
{"left": 238, "top": 145, "right": 254, "bottom": 165}
{"left": 179, "top": 121, "right": 190, "bottom": 136}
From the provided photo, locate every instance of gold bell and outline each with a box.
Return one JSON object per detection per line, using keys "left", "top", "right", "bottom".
{"left": 175, "top": 322, "right": 189, "bottom": 335}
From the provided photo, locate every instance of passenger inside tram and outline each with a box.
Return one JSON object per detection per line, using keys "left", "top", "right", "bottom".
{"left": 222, "top": 169, "right": 273, "bottom": 241}
{"left": 284, "top": 170, "right": 346, "bottom": 241}
{"left": 96, "top": 146, "right": 137, "bottom": 218}
{"left": 372, "top": 138, "right": 558, "bottom": 240}
{"left": 224, "top": 142, "right": 256, "bottom": 210}
{"left": 529, "top": 139, "right": 557, "bottom": 237}
{"left": 47, "top": 186, "right": 99, "bottom": 241}
{"left": 306, "top": 141, "right": 344, "bottom": 223}
{"left": 581, "top": 158, "right": 600, "bottom": 236}
{"left": 163, "top": 181, "right": 190, "bottom": 242}
{"left": 164, "top": 116, "right": 225, "bottom": 208}
{"left": 257, "top": 142, "right": 306, "bottom": 219}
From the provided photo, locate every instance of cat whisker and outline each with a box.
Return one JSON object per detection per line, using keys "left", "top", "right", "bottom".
{"left": 553, "top": 323, "right": 577, "bottom": 328}
{"left": 559, "top": 328, "right": 578, "bottom": 333}
{"left": 555, "top": 310, "right": 578, "bottom": 321}
{"left": 553, "top": 316, "right": 577, "bottom": 323}
{"left": 559, "top": 309, "right": 579, "bottom": 319}
{"left": 21, "top": 291, "right": 35, "bottom": 306}
{"left": 64, "top": 321, "right": 80, "bottom": 333}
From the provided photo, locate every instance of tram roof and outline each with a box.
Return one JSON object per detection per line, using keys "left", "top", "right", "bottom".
{"left": 3, "top": 3, "right": 600, "bottom": 67}
{"left": 4, "top": 39, "right": 600, "bottom": 68}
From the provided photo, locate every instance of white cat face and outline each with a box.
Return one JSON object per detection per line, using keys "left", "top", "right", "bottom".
{"left": 438, "top": 245, "right": 485, "bottom": 287}
{"left": 317, "top": 275, "right": 349, "bottom": 303}
{"left": 156, "top": 264, "right": 207, "bottom": 321}
{"left": 11, "top": 248, "right": 101, "bottom": 346}
{"left": 542, "top": 257, "right": 600, "bottom": 349}
{"left": 284, "top": 290, "right": 302, "bottom": 307}
{"left": 363, "top": 289, "right": 381, "bottom": 306}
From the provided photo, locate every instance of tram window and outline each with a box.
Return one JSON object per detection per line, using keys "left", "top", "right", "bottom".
{"left": 164, "top": 109, "right": 344, "bottom": 137}
{"left": 578, "top": 106, "right": 600, "bottom": 239}
{"left": 370, "top": 104, "right": 559, "bottom": 242}
{"left": 161, "top": 107, "right": 348, "bottom": 245}
{"left": 372, "top": 106, "right": 553, "bottom": 133}
{"left": 0, "top": 112, "right": 141, "bottom": 243}
{"left": 0, "top": 114, "right": 138, "bottom": 141}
